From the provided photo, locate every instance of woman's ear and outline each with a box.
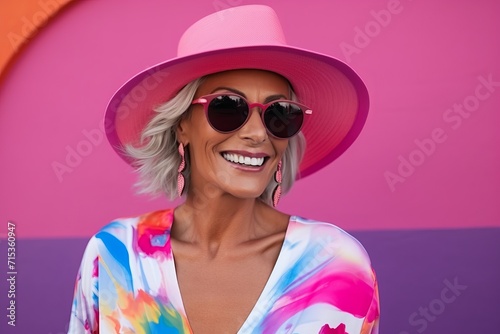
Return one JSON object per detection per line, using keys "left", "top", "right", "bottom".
{"left": 176, "top": 117, "right": 189, "bottom": 145}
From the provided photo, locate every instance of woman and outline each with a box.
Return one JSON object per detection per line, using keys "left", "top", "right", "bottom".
{"left": 68, "top": 5, "right": 379, "bottom": 334}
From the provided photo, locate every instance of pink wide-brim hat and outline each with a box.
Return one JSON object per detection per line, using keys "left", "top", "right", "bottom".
{"left": 105, "top": 5, "right": 369, "bottom": 179}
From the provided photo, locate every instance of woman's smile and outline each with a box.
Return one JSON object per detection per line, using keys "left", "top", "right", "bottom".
{"left": 221, "top": 150, "right": 269, "bottom": 168}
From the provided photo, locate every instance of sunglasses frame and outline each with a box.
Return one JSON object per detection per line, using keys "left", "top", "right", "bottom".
{"left": 191, "top": 93, "right": 313, "bottom": 139}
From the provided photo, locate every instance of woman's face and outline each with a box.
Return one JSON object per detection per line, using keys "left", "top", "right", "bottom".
{"left": 178, "top": 69, "right": 290, "bottom": 201}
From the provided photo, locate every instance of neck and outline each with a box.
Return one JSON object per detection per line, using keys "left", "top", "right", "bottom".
{"left": 173, "top": 191, "right": 276, "bottom": 256}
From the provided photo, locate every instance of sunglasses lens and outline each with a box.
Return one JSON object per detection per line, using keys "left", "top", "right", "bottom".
{"left": 207, "top": 95, "right": 248, "bottom": 132}
{"left": 264, "top": 102, "right": 304, "bottom": 138}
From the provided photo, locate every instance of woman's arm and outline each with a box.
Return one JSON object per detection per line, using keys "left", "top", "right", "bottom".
{"left": 361, "top": 268, "right": 380, "bottom": 334}
{"left": 67, "top": 237, "right": 100, "bottom": 334}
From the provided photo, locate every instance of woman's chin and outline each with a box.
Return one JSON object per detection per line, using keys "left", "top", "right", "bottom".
{"left": 224, "top": 188, "right": 267, "bottom": 202}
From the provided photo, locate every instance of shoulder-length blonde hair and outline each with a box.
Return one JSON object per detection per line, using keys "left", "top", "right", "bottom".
{"left": 124, "top": 75, "right": 306, "bottom": 205}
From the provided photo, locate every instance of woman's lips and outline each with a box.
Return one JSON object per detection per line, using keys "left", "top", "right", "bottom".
{"left": 220, "top": 151, "right": 270, "bottom": 170}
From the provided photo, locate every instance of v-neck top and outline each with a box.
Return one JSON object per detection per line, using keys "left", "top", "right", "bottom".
{"left": 68, "top": 209, "right": 379, "bottom": 334}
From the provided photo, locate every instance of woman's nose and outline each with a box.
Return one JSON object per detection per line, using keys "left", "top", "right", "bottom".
{"left": 238, "top": 107, "right": 268, "bottom": 143}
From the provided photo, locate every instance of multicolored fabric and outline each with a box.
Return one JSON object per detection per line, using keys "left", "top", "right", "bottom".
{"left": 68, "top": 209, "right": 379, "bottom": 333}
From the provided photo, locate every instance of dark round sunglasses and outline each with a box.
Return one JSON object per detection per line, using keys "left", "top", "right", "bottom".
{"left": 191, "top": 93, "right": 312, "bottom": 139}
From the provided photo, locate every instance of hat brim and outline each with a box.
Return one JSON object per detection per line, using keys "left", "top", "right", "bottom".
{"left": 105, "top": 45, "right": 369, "bottom": 179}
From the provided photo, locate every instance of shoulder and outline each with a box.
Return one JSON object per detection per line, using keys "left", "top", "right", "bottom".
{"left": 288, "top": 215, "right": 374, "bottom": 272}
{"left": 84, "top": 209, "right": 175, "bottom": 255}
{"left": 98, "top": 208, "right": 174, "bottom": 234}
{"left": 284, "top": 216, "right": 379, "bottom": 321}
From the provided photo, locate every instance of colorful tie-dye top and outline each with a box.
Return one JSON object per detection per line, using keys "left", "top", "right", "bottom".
{"left": 68, "top": 209, "right": 380, "bottom": 334}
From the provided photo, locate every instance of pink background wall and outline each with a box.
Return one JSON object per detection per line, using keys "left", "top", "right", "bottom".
{"left": 1, "top": 0, "right": 499, "bottom": 238}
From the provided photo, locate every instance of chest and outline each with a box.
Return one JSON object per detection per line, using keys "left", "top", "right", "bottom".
{"left": 96, "top": 217, "right": 376, "bottom": 333}
{"left": 174, "top": 253, "right": 278, "bottom": 334}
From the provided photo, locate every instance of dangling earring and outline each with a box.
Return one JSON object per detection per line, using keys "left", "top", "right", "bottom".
{"left": 272, "top": 160, "right": 283, "bottom": 207}
{"left": 177, "top": 143, "right": 186, "bottom": 197}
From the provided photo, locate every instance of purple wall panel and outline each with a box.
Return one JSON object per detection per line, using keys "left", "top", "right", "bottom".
{"left": 356, "top": 229, "right": 500, "bottom": 333}
{"left": 1, "top": 228, "right": 499, "bottom": 333}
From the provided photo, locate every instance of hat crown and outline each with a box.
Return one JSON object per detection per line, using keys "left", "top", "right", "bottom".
{"left": 177, "top": 5, "right": 287, "bottom": 57}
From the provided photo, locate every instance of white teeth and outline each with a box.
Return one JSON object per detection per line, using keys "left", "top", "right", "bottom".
{"left": 222, "top": 153, "right": 265, "bottom": 166}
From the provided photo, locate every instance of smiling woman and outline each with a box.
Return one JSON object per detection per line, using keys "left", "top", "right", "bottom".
{"left": 68, "top": 5, "right": 379, "bottom": 334}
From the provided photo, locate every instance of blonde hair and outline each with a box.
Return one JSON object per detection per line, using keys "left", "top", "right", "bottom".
{"left": 124, "top": 75, "right": 306, "bottom": 205}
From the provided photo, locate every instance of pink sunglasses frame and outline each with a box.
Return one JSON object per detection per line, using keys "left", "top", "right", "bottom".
{"left": 191, "top": 93, "right": 313, "bottom": 138}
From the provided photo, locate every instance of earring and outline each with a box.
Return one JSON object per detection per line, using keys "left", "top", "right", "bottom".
{"left": 272, "top": 160, "right": 283, "bottom": 207}
{"left": 177, "top": 143, "right": 186, "bottom": 197}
